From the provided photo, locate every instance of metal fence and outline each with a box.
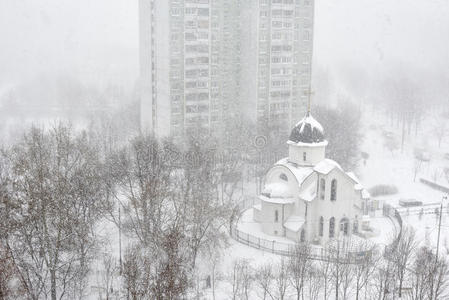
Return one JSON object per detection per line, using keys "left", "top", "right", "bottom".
{"left": 383, "top": 203, "right": 403, "bottom": 256}
{"left": 230, "top": 197, "right": 374, "bottom": 264}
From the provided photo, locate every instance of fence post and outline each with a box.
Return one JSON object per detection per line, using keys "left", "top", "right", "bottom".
{"left": 247, "top": 233, "right": 249, "bottom": 245}
{"left": 272, "top": 240, "right": 275, "bottom": 253}
{"left": 258, "top": 237, "right": 260, "bottom": 249}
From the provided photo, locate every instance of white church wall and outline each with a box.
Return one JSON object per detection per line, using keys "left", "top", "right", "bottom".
{"left": 298, "top": 173, "right": 317, "bottom": 242}
{"left": 260, "top": 201, "right": 294, "bottom": 237}
{"left": 288, "top": 143, "right": 326, "bottom": 166}
{"left": 286, "top": 228, "right": 300, "bottom": 240}
{"left": 309, "top": 168, "right": 363, "bottom": 245}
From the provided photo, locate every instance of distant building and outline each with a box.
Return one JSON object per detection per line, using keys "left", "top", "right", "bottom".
{"left": 240, "top": 0, "right": 315, "bottom": 134}
{"left": 139, "top": 0, "right": 241, "bottom": 138}
{"left": 253, "top": 112, "right": 371, "bottom": 245}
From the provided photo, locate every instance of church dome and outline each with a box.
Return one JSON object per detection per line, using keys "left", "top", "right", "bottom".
{"left": 289, "top": 112, "right": 325, "bottom": 144}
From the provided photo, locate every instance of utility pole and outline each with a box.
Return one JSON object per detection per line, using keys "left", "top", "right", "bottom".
{"left": 436, "top": 195, "right": 447, "bottom": 260}
{"left": 433, "top": 194, "right": 448, "bottom": 300}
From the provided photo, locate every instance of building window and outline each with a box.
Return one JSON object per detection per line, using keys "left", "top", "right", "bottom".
{"left": 340, "top": 218, "right": 349, "bottom": 236}
{"left": 329, "top": 217, "right": 335, "bottom": 238}
{"left": 300, "top": 229, "right": 305, "bottom": 242}
{"left": 319, "top": 216, "right": 324, "bottom": 237}
{"left": 353, "top": 216, "right": 359, "bottom": 233}
{"left": 280, "top": 173, "right": 288, "bottom": 181}
{"left": 303, "top": 152, "right": 307, "bottom": 161}
{"left": 275, "top": 210, "right": 279, "bottom": 222}
{"left": 320, "top": 178, "right": 326, "bottom": 200}
{"left": 331, "top": 179, "right": 337, "bottom": 201}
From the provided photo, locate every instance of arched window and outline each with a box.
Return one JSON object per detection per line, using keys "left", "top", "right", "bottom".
{"left": 279, "top": 173, "right": 288, "bottom": 181}
{"left": 353, "top": 216, "right": 359, "bottom": 233}
{"left": 331, "top": 179, "right": 337, "bottom": 201}
{"left": 340, "top": 218, "right": 349, "bottom": 236}
{"left": 275, "top": 210, "right": 279, "bottom": 222}
{"left": 320, "top": 178, "right": 326, "bottom": 200}
{"left": 319, "top": 216, "right": 324, "bottom": 237}
{"left": 300, "top": 229, "right": 306, "bottom": 242}
{"left": 329, "top": 217, "right": 335, "bottom": 238}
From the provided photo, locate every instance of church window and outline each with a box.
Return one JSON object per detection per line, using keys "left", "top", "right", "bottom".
{"left": 300, "top": 229, "right": 305, "bottom": 242}
{"left": 329, "top": 217, "right": 335, "bottom": 238}
{"left": 280, "top": 173, "right": 288, "bottom": 181}
{"left": 319, "top": 216, "right": 324, "bottom": 237}
{"left": 353, "top": 216, "right": 359, "bottom": 233}
{"left": 340, "top": 218, "right": 349, "bottom": 236}
{"left": 275, "top": 210, "right": 279, "bottom": 222}
{"left": 303, "top": 152, "right": 307, "bottom": 161}
{"left": 331, "top": 179, "right": 337, "bottom": 201}
{"left": 320, "top": 178, "right": 326, "bottom": 200}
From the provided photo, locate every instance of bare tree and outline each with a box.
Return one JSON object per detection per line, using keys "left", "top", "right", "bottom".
{"left": 273, "top": 258, "right": 289, "bottom": 300}
{"left": 411, "top": 246, "right": 449, "bottom": 300}
{"left": 228, "top": 259, "right": 253, "bottom": 300}
{"left": 413, "top": 158, "right": 424, "bottom": 182}
{"left": 393, "top": 226, "right": 417, "bottom": 298}
{"left": 98, "top": 253, "right": 118, "bottom": 300}
{"left": 182, "top": 139, "right": 231, "bottom": 268}
{"left": 371, "top": 259, "right": 396, "bottom": 300}
{"left": 318, "top": 255, "right": 332, "bottom": 300}
{"left": 305, "top": 264, "right": 321, "bottom": 300}
{"left": 255, "top": 263, "right": 274, "bottom": 300}
{"left": 433, "top": 115, "right": 448, "bottom": 148}
{"left": 352, "top": 243, "right": 379, "bottom": 300}
{"left": 288, "top": 243, "right": 311, "bottom": 300}
{"left": 4, "top": 124, "right": 112, "bottom": 300}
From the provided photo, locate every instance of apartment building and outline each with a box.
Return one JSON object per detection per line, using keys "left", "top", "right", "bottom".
{"left": 241, "top": 0, "right": 314, "bottom": 134}
{"left": 139, "top": 0, "right": 241, "bottom": 138}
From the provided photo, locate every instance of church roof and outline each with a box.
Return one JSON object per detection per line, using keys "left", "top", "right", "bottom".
{"left": 299, "top": 181, "right": 317, "bottom": 202}
{"left": 314, "top": 159, "right": 342, "bottom": 175}
{"left": 275, "top": 158, "right": 314, "bottom": 187}
{"left": 288, "top": 112, "right": 325, "bottom": 144}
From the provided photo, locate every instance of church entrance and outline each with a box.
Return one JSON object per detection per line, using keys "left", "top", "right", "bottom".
{"left": 340, "top": 218, "right": 349, "bottom": 236}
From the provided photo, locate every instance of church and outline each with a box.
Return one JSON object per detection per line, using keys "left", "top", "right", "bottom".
{"left": 253, "top": 111, "right": 370, "bottom": 245}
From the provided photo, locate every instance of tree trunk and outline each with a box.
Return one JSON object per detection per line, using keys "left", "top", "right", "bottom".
{"left": 51, "top": 269, "right": 57, "bottom": 300}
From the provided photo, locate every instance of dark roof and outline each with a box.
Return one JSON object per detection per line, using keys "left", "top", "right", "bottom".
{"left": 289, "top": 112, "right": 325, "bottom": 143}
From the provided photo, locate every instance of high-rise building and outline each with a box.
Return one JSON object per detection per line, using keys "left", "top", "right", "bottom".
{"left": 139, "top": 0, "right": 314, "bottom": 138}
{"left": 139, "top": 0, "right": 241, "bottom": 139}
{"left": 240, "top": 0, "right": 314, "bottom": 134}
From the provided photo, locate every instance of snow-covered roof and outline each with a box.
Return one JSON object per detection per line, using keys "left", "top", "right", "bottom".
{"left": 289, "top": 112, "right": 325, "bottom": 144}
{"left": 259, "top": 194, "right": 295, "bottom": 204}
{"left": 275, "top": 158, "right": 314, "bottom": 187}
{"left": 346, "top": 171, "right": 360, "bottom": 184}
{"left": 299, "top": 181, "right": 317, "bottom": 202}
{"left": 346, "top": 171, "right": 371, "bottom": 199}
{"left": 262, "top": 183, "right": 293, "bottom": 198}
{"left": 284, "top": 216, "right": 305, "bottom": 232}
{"left": 287, "top": 140, "right": 329, "bottom": 148}
{"left": 314, "top": 159, "right": 342, "bottom": 175}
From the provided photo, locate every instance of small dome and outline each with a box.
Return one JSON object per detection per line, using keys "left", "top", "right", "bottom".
{"left": 289, "top": 112, "right": 325, "bottom": 144}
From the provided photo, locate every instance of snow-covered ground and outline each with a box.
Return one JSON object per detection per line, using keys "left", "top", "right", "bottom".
{"left": 85, "top": 108, "right": 449, "bottom": 299}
